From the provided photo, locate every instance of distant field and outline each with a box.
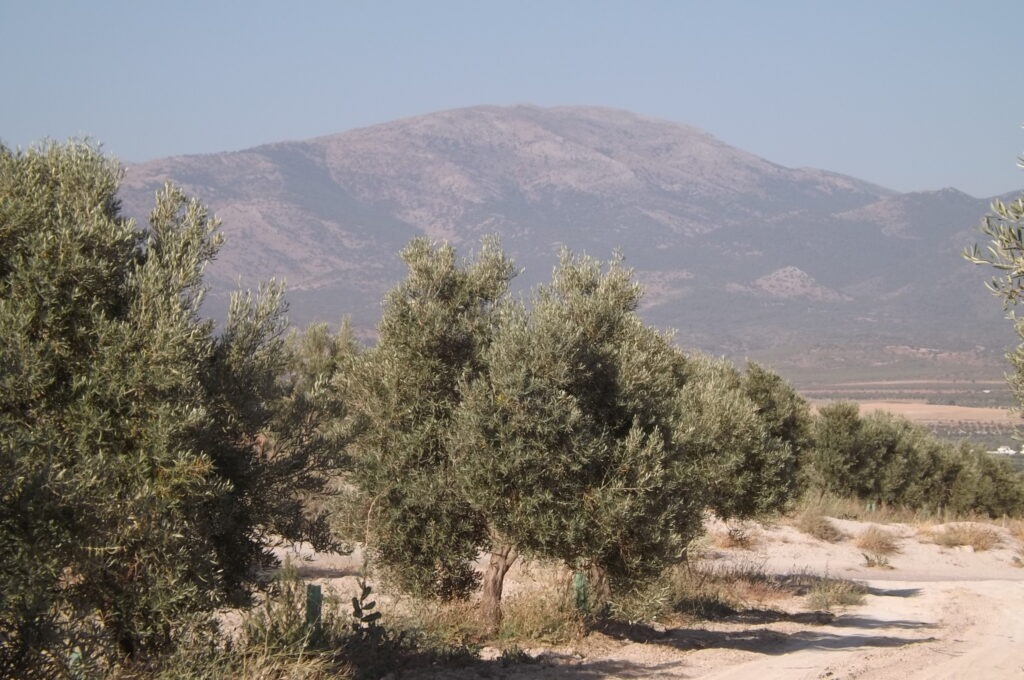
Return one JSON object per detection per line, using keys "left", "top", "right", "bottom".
{"left": 833, "top": 400, "right": 1018, "bottom": 424}
{"left": 746, "top": 342, "right": 1017, "bottom": 408}
{"left": 808, "top": 395, "right": 1022, "bottom": 453}
{"left": 745, "top": 347, "right": 1024, "bottom": 449}
{"left": 799, "top": 380, "right": 1014, "bottom": 408}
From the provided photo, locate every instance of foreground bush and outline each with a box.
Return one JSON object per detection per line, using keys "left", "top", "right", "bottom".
{"left": 135, "top": 565, "right": 414, "bottom": 680}
{"left": 0, "top": 143, "right": 341, "bottom": 675}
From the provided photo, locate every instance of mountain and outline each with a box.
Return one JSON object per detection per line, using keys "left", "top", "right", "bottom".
{"left": 119, "top": 105, "right": 1020, "bottom": 379}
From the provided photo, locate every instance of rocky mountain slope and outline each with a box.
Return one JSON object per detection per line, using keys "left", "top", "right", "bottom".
{"left": 119, "top": 105, "right": 1020, "bottom": 375}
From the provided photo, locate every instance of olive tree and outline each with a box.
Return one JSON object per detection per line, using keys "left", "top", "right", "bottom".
{"left": 0, "top": 142, "right": 339, "bottom": 674}
{"left": 343, "top": 238, "right": 515, "bottom": 599}
{"left": 452, "top": 252, "right": 728, "bottom": 627}
{"left": 674, "top": 356, "right": 808, "bottom": 519}
{"left": 965, "top": 194, "right": 1024, "bottom": 406}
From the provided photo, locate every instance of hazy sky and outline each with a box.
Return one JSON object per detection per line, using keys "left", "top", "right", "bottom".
{"left": 2, "top": 0, "right": 1023, "bottom": 197}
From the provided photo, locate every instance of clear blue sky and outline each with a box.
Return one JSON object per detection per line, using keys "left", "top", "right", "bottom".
{"left": 2, "top": 0, "right": 1022, "bottom": 197}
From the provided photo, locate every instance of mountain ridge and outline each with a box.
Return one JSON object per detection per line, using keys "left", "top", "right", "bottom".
{"left": 118, "top": 104, "right": 1021, "bottom": 377}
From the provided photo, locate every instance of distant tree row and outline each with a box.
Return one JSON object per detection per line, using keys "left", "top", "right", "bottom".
{"left": 806, "top": 402, "right": 1024, "bottom": 516}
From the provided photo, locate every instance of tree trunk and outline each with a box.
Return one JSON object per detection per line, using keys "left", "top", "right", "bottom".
{"left": 587, "top": 564, "right": 611, "bottom": 613}
{"left": 481, "top": 544, "right": 517, "bottom": 633}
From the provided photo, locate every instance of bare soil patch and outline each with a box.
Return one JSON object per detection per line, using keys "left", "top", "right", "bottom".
{"left": 278, "top": 514, "right": 1024, "bottom": 679}
{"left": 853, "top": 401, "right": 1019, "bottom": 425}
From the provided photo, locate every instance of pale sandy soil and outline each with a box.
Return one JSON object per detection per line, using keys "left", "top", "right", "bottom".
{"left": 808, "top": 399, "right": 1020, "bottom": 425}
{"left": 853, "top": 401, "right": 1019, "bottom": 425}
{"left": 831, "top": 381, "right": 1007, "bottom": 386}
{"left": 278, "top": 515, "right": 1024, "bottom": 679}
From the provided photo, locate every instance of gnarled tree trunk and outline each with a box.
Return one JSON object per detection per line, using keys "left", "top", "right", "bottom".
{"left": 587, "top": 564, "right": 611, "bottom": 613}
{"left": 481, "top": 543, "right": 517, "bottom": 633}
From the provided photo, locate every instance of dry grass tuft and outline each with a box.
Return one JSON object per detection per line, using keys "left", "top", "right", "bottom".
{"left": 856, "top": 525, "right": 900, "bottom": 556}
{"left": 498, "top": 586, "right": 582, "bottom": 644}
{"left": 797, "top": 491, "right": 984, "bottom": 525}
{"left": 795, "top": 511, "right": 847, "bottom": 543}
{"left": 861, "top": 552, "right": 893, "bottom": 569}
{"left": 670, "top": 558, "right": 793, "bottom": 618}
{"left": 931, "top": 524, "right": 1000, "bottom": 551}
{"left": 712, "top": 523, "right": 760, "bottom": 551}
{"left": 685, "top": 533, "right": 715, "bottom": 561}
{"left": 1004, "top": 518, "right": 1024, "bottom": 543}
{"left": 727, "top": 573, "right": 791, "bottom": 606}
{"left": 396, "top": 598, "right": 485, "bottom": 648}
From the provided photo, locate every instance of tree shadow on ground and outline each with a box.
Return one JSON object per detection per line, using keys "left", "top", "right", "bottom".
{"left": 403, "top": 574, "right": 936, "bottom": 678}
{"left": 710, "top": 608, "right": 935, "bottom": 630}
{"left": 667, "top": 626, "right": 936, "bottom": 655}
{"left": 403, "top": 619, "right": 935, "bottom": 680}
{"left": 403, "top": 656, "right": 686, "bottom": 679}
{"left": 827, "top": 615, "right": 936, "bottom": 630}
{"left": 595, "top": 612, "right": 936, "bottom": 654}
{"left": 868, "top": 586, "right": 921, "bottom": 597}
{"left": 401, "top": 609, "right": 936, "bottom": 679}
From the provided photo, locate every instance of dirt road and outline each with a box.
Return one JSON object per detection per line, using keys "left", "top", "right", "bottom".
{"left": 287, "top": 518, "right": 1024, "bottom": 679}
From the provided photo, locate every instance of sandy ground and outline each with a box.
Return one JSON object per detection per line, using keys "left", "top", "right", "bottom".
{"left": 279, "top": 516, "right": 1024, "bottom": 679}
{"left": 853, "top": 401, "right": 1020, "bottom": 425}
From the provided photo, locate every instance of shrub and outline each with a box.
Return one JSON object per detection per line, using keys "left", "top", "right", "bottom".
{"left": 804, "top": 402, "right": 1024, "bottom": 517}
{"left": 343, "top": 238, "right": 514, "bottom": 601}
{"left": 342, "top": 241, "right": 813, "bottom": 631}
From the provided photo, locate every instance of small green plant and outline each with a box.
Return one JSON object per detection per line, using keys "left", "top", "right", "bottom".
{"left": 349, "top": 577, "right": 385, "bottom": 641}
{"left": 861, "top": 552, "right": 892, "bottom": 569}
